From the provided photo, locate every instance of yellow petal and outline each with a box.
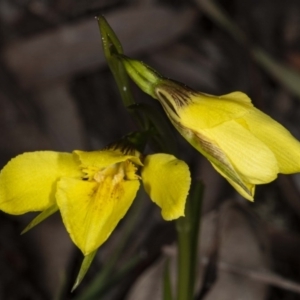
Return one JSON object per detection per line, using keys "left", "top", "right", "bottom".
{"left": 141, "top": 154, "right": 191, "bottom": 220}
{"left": 184, "top": 128, "right": 254, "bottom": 199}
{"left": 74, "top": 149, "right": 142, "bottom": 170}
{"left": 0, "top": 151, "right": 80, "bottom": 214}
{"left": 178, "top": 91, "right": 253, "bottom": 129}
{"left": 202, "top": 120, "right": 279, "bottom": 184}
{"left": 244, "top": 108, "right": 300, "bottom": 173}
{"left": 210, "top": 162, "right": 255, "bottom": 201}
{"left": 56, "top": 177, "right": 140, "bottom": 255}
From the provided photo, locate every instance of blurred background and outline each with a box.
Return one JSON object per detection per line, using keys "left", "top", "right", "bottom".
{"left": 1, "top": 0, "right": 300, "bottom": 299}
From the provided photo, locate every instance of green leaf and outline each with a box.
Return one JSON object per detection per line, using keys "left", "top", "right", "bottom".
{"left": 71, "top": 250, "right": 97, "bottom": 292}
{"left": 21, "top": 204, "right": 58, "bottom": 234}
{"left": 97, "top": 16, "right": 135, "bottom": 108}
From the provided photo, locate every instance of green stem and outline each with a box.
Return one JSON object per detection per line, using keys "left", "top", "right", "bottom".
{"left": 163, "top": 259, "right": 173, "bottom": 300}
{"left": 188, "top": 181, "right": 204, "bottom": 297}
{"left": 176, "top": 180, "right": 204, "bottom": 300}
{"left": 176, "top": 219, "right": 192, "bottom": 300}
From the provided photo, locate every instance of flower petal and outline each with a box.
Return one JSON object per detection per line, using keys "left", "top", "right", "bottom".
{"left": 141, "top": 154, "right": 191, "bottom": 220}
{"left": 202, "top": 120, "right": 279, "bottom": 185}
{"left": 210, "top": 162, "right": 255, "bottom": 201}
{"left": 56, "top": 177, "right": 140, "bottom": 255}
{"left": 179, "top": 92, "right": 253, "bottom": 130}
{"left": 74, "top": 149, "right": 142, "bottom": 169}
{"left": 0, "top": 151, "right": 79, "bottom": 214}
{"left": 244, "top": 108, "right": 300, "bottom": 174}
{"left": 184, "top": 128, "right": 254, "bottom": 200}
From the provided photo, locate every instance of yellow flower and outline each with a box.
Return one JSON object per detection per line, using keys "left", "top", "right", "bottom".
{"left": 120, "top": 56, "right": 300, "bottom": 201}
{"left": 0, "top": 146, "right": 190, "bottom": 255}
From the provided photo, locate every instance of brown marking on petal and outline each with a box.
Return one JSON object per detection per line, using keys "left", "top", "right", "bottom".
{"left": 109, "top": 182, "right": 124, "bottom": 201}
{"left": 172, "top": 118, "right": 252, "bottom": 197}
{"left": 156, "top": 91, "right": 180, "bottom": 117}
{"left": 193, "top": 130, "right": 252, "bottom": 196}
{"left": 104, "top": 140, "right": 140, "bottom": 157}
{"left": 169, "top": 87, "right": 191, "bottom": 107}
{"left": 92, "top": 173, "right": 125, "bottom": 206}
{"left": 156, "top": 83, "right": 196, "bottom": 109}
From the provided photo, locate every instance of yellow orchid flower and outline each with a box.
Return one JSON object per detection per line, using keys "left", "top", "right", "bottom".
{"left": 120, "top": 56, "right": 300, "bottom": 201}
{"left": 0, "top": 145, "right": 190, "bottom": 255}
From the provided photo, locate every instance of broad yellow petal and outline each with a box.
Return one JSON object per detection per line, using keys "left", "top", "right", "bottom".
{"left": 56, "top": 177, "right": 140, "bottom": 255}
{"left": 179, "top": 92, "right": 253, "bottom": 129}
{"left": 0, "top": 151, "right": 80, "bottom": 214}
{"left": 202, "top": 120, "right": 279, "bottom": 184}
{"left": 141, "top": 154, "right": 191, "bottom": 220}
{"left": 74, "top": 149, "right": 142, "bottom": 170}
{"left": 244, "top": 108, "right": 300, "bottom": 173}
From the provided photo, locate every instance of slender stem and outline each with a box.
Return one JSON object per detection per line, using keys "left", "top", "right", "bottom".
{"left": 163, "top": 259, "right": 173, "bottom": 300}
{"left": 176, "top": 218, "right": 192, "bottom": 300}
{"left": 188, "top": 181, "right": 204, "bottom": 298}
{"left": 176, "top": 180, "right": 204, "bottom": 300}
